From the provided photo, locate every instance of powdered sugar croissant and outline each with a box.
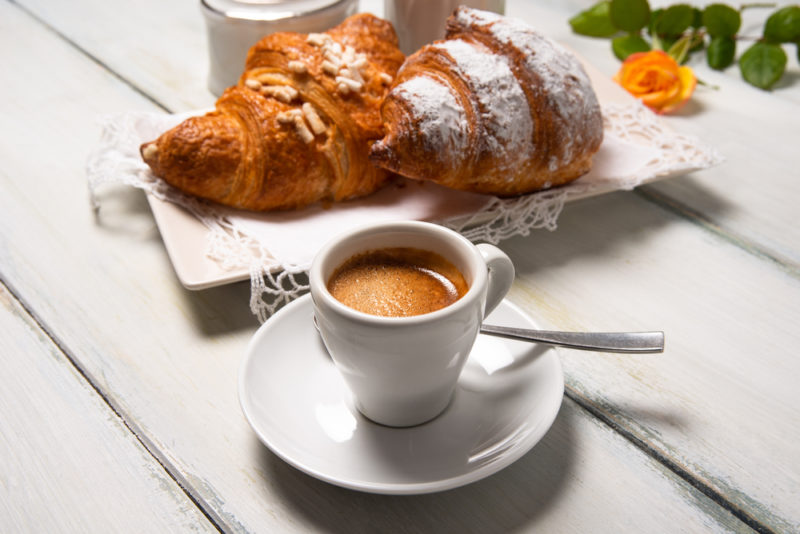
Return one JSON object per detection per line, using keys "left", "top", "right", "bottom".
{"left": 140, "top": 14, "right": 404, "bottom": 211}
{"left": 369, "top": 7, "right": 603, "bottom": 196}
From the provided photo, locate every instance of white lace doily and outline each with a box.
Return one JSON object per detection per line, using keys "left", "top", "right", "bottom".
{"left": 87, "top": 102, "right": 721, "bottom": 321}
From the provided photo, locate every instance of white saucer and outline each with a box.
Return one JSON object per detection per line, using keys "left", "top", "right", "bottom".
{"left": 239, "top": 294, "right": 564, "bottom": 495}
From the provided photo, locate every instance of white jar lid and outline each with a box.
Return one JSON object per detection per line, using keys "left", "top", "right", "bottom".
{"left": 202, "top": 0, "right": 354, "bottom": 22}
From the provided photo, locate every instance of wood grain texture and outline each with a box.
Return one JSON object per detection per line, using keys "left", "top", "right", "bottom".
{"left": 12, "top": 0, "right": 215, "bottom": 113}
{"left": 0, "top": 284, "right": 216, "bottom": 532}
{"left": 503, "top": 191, "right": 800, "bottom": 532}
{"left": 2, "top": 0, "right": 799, "bottom": 532}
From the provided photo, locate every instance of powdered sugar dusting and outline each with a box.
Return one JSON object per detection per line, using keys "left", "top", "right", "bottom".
{"left": 433, "top": 39, "right": 533, "bottom": 169}
{"left": 395, "top": 76, "right": 468, "bottom": 157}
{"left": 466, "top": 9, "right": 601, "bottom": 166}
{"left": 454, "top": 6, "right": 503, "bottom": 27}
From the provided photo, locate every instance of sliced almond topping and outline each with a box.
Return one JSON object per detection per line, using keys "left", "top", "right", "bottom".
{"left": 260, "top": 86, "right": 286, "bottom": 102}
{"left": 261, "top": 86, "right": 298, "bottom": 103}
{"left": 277, "top": 110, "right": 301, "bottom": 124}
{"left": 293, "top": 115, "right": 315, "bottom": 144}
{"left": 321, "top": 60, "right": 340, "bottom": 76}
{"left": 142, "top": 143, "right": 158, "bottom": 160}
{"left": 302, "top": 103, "right": 326, "bottom": 135}
{"left": 323, "top": 50, "right": 342, "bottom": 65}
{"left": 349, "top": 57, "right": 368, "bottom": 70}
{"left": 379, "top": 72, "right": 393, "bottom": 84}
{"left": 285, "top": 86, "right": 299, "bottom": 100}
{"left": 244, "top": 78, "right": 262, "bottom": 90}
{"left": 288, "top": 60, "right": 308, "bottom": 74}
{"left": 336, "top": 76, "right": 362, "bottom": 92}
{"left": 309, "top": 35, "right": 369, "bottom": 95}
{"left": 256, "top": 73, "right": 288, "bottom": 85}
{"left": 341, "top": 68, "right": 364, "bottom": 84}
{"left": 306, "top": 33, "right": 329, "bottom": 47}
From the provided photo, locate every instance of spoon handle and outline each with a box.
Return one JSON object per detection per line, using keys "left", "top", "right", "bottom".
{"left": 479, "top": 324, "right": 665, "bottom": 354}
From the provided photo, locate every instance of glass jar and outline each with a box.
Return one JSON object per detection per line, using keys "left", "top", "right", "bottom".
{"left": 201, "top": 0, "right": 359, "bottom": 95}
{"left": 383, "top": 0, "right": 505, "bottom": 55}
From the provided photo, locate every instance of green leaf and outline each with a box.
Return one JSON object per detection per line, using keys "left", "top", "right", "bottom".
{"left": 764, "top": 6, "right": 800, "bottom": 43}
{"left": 739, "top": 41, "right": 788, "bottom": 89}
{"left": 647, "top": 8, "right": 664, "bottom": 36}
{"left": 610, "top": 0, "right": 651, "bottom": 33}
{"left": 569, "top": 1, "right": 620, "bottom": 37}
{"left": 667, "top": 34, "right": 693, "bottom": 64}
{"left": 654, "top": 4, "right": 694, "bottom": 36}
{"left": 691, "top": 7, "right": 704, "bottom": 29}
{"left": 707, "top": 36, "right": 736, "bottom": 69}
{"left": 703, "top": 4, "right": 741, "bottom": 38}
{"left": 612, "top": 34, "right": 652, "bottom": 60}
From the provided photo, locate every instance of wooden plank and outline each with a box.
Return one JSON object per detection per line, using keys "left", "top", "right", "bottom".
{"left": 12, "top": 0, "right": 215, "bottom": 113}
{"left": 0, "top": 284, "right": 750, "bottom": 533}
{"left": 503, "top": 190, "right": 800, "bottom": 532}
{"left": 0, "top": 284, "right": 217, "bottom": 532}
{"left": 0, "top": 1, "right": 773, "bottom": 532}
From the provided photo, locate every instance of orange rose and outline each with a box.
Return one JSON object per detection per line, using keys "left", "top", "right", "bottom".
{"left": 613, "top": 50, "right": 697, "bottom": 114}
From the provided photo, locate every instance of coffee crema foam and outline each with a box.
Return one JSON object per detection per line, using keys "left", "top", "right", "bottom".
{"left": 327, "top": 247, "right": 468, "bottom": 317}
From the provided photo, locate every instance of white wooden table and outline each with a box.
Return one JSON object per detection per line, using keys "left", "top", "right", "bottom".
{"left": 2, "top": 0, "right": 799, "bottom": 532}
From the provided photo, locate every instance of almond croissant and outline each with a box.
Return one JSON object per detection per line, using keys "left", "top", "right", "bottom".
{"left": 140, "top": 14, "right": 404, "bottom": 211}
{"left": 369, "top": 7, "right": 603, "bottom": 196}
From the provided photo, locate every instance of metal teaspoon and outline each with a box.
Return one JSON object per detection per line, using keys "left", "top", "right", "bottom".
{"left": 479, "top": 324, "right": 665, "bottom": 354}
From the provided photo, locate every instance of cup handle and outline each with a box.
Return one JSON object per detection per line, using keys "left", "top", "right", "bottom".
{"left": 476, "top": 243, "right": 515, "bottom": 317}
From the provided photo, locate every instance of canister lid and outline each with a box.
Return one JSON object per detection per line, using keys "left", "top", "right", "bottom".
{"left": 201, "top": 0, "right": 354, "bottom": 21}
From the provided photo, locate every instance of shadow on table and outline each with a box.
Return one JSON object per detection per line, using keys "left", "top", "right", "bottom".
{"left": 173, "top": 179, "right": 733, "bottom": 337}
{"left": 94, "top": 177, "right": 732, "bottom": 338}
{"left": 668, "top": 97, "right": 706, "bottom": 118}
{"left": 92, "top": 186, "right": 277, "bottom": 335}
{"left": 502, "top": 185, "right": 731, "bottom": 278}
{"left": 180, "top": 280, "right": 259, "bottom": 336}
{"left": 258, "top": 402, "right": 577, "bottom": 533}
{"left": 773, "top": 70, "right": 800, "bottom": 92}
{"left": 639, "top": 173, "right": 733, "bottom": 220}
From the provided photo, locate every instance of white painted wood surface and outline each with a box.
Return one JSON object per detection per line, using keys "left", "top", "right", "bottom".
{"left": 0, "top": 285, "right": 216, "bottom": 532}
{"left": 2, "top": 0, "right": 799, "bottom": 532}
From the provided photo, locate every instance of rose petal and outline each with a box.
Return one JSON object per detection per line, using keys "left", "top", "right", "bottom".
{"left": 614, "top": 50, "right": 697, "bottom": 114}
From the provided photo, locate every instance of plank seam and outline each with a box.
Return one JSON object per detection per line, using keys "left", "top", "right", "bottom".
{"left": 0, "top": 276, "right": 231, "bottom": 534}
{"left": 1, "top": 4, "right": 225, "bottom": 526}
{"left": 635, "top": 186, "right": 799, "bottom": 280}
{"left": 8, "top": 0, "right": 171, "bottom": 114}
{"left": 565, "top": 385, "right": 773, "bottom": 534}
{"left": 4, "top": 2, "right": 790, "bottom": 530}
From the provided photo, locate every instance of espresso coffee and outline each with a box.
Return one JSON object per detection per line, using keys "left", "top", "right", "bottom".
{"left": 327, "top": 247, "right": 468, "bottom": 317}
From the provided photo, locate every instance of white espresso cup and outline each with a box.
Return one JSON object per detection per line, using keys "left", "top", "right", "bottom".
{"left": 309, "top": 221, "right": 514, "bottom": 427}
